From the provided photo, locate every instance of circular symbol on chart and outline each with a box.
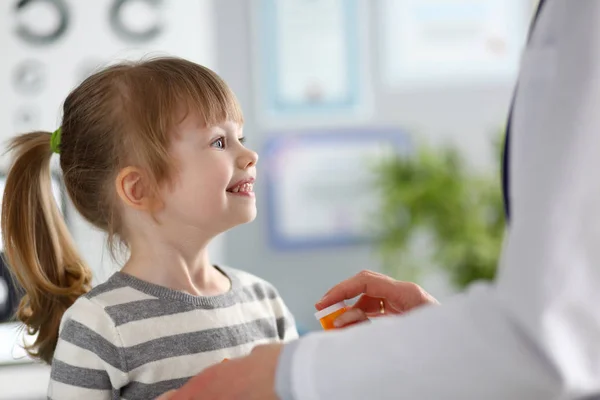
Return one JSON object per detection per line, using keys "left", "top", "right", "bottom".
{"left": 13, "top": 104, "right": 41, "bottom": 131}
{"left": 110, "top": 0, "right": 164, "bottom": 43}
{"left": 12, "top": 60, "right": 46, "bottom": 95}
{"left": 305, "top": 81, "right": 324, "bottom": 103}
{"left": 14, "top": 0, "right": 69, "bottom": 46}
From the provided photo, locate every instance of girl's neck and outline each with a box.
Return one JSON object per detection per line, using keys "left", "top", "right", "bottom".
{"left": 122, "top": 240, "right": 231, "bottom": 297}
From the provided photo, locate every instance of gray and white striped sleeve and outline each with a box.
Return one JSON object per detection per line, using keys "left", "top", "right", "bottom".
{"left": 259, "top": 282, "right": 298, "bottom": 342}
{"left": 276, "top": 297, "right": 299, "bottom": 342}
{"left": 48, "top": 297, "right": 128, "bottom": 400}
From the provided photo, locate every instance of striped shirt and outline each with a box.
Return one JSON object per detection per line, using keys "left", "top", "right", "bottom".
{"left": 47, "top": 266, "right": 298, "bottom": 400}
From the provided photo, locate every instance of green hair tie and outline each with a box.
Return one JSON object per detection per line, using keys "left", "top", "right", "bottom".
{"left": 50, "top": 127, "right": 61, "bottom": 154}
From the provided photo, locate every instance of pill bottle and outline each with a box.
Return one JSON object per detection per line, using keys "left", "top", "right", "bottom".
{"left": 314, "top": 301, "right": 347, "bottom": 330}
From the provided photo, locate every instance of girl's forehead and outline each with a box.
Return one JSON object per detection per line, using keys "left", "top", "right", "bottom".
{"left": 212, "top": 120, "right": 243, "bottom": 132}
{"left": 173, "top": 114, "right": 242, "bottom": 137}
{"left": 172, "top": 94, "right": 244, "bottom": 129}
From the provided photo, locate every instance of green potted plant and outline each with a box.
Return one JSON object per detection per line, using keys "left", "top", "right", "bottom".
{"left": 372, "top": 136, "right": 505, "bottom": 289}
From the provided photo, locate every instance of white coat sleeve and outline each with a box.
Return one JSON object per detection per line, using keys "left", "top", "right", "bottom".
{"left": 276, "top": 1, "right": 600, "bottom": 398}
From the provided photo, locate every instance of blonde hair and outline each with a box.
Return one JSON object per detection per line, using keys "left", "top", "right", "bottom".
{"left": 1, "top": 57, "right": 243, "bottom": 364}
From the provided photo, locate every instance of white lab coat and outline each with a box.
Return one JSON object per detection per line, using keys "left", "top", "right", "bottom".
{"left": 285, "top": 1, "right": 600, "bottom": 398}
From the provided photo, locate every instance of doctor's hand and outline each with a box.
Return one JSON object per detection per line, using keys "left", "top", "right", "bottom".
{"left": 157, "top": 343, "right": 283, "bottom": 400}
{"left": 316, "top": 270, "right": 439, "bottom": 328}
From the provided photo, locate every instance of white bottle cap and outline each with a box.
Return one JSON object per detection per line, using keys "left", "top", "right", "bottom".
{"left": 314, "top": 301, "right": 347, "bottom": 321}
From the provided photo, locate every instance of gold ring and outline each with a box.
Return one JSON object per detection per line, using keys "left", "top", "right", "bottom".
{"left": 379, "top": 300, "right": 385, "bottom": 314}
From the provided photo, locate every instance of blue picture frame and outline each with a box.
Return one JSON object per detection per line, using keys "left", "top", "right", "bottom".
{"left": 263, "top": 128, "right": 411, "bottom": 251}
{"left": 257, "top": 0, "right": 362, "bottom": 116}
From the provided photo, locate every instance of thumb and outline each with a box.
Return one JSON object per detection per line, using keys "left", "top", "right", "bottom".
{"left": 333, "top": 307, "right": 369, "bottom": 328}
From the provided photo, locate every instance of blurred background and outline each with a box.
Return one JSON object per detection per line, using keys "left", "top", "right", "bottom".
{"left": 0, "top": 0, "right": 537, "bottom": 398}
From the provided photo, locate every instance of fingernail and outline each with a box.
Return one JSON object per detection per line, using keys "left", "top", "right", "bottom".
{"left": 333, "top": 318, "right": 343, "bottom": 328}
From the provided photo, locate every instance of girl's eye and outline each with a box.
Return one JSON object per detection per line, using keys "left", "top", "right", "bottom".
{"left": 239, "top": 137, "right": 247, "bottom": 145}
{"left": 211, "top": 137, "right": 225, "bottom": 149}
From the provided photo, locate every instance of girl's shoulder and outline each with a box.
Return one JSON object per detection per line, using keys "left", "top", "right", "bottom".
{"left": 60, "top": 272, "right": 152, "bottom": 332}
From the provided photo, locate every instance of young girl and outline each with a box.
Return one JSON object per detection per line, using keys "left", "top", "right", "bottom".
{"left": 1, "top": 57, "right": 298, "bottom": 399}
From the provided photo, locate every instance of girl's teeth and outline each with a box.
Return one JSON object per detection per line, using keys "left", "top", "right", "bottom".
{"left": 231, "top": 183, "right": 253, "bottom": 193}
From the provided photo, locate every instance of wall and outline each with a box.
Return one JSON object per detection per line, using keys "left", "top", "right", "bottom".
{"left": 214, "top": 0, "right": 529, "bottom": 331}
{"left": 0, "top": 0, "right": 531, "bottom": 333}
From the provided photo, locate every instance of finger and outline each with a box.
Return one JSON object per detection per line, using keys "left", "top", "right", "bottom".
{"left": 333, "top": 307, "right": 369, "bottom": 328}
{"left": 353, "top": 295, "right": 390, "bottom": 316}
{"left": 316, "top": 270, "right": 396, "bottom": 310}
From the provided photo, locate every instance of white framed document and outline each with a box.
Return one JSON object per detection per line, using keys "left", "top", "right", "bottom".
{"left": 253, "top": 0, "right": 368, "bottom": 122}
{"left": 380, "top": 0, "right": 530, "bottom": 87}
{"left": 263, "top": 128, "right": 410, "bottom": 250}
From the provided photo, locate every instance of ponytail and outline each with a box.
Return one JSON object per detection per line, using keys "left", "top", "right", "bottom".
{"left": 1, "top": 132, "right": 92, "bottom": 364}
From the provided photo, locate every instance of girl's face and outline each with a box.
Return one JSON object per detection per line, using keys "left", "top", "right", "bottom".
{"left": 158, "top": 114, "right": 258, "bottom": 237}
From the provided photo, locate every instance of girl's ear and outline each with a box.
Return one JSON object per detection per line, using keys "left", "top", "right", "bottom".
{"left": 115, "top": 167, "right": 162, "bottom": 211}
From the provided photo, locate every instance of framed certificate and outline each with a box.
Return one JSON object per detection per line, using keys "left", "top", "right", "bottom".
{"left": 263, "top": 128, "right": 410, "bottom": 250}
{"left": 254, "top": 0, "right": 367, "bottom": 120}
{"left": 380, "top": 0, "right": 530, "bottom": 87}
